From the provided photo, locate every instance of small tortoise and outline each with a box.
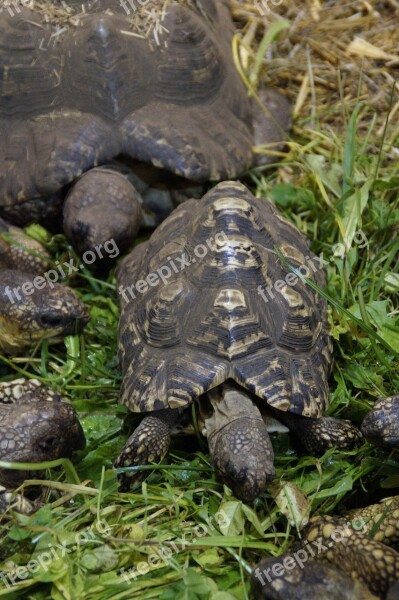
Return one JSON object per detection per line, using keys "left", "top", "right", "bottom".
{"left": 361, "top": 393, "right": 399, "bottom": 449}
{"left": 0, "top": 217, "right": 50, "bottom": 275}
{"left": 0, "top": 378, "right": 85, "bottom": 513}
{"left": 0, "top": 0, "right": 290, "bottom": 259}
{"left": 115, "top": 181, "right": 362, "bottom": 501}
{"left": 252, "top": 496, "right": 399, "bottom": 599}
{"left": 0, "top": 218, "right": 89, "bottom": 354}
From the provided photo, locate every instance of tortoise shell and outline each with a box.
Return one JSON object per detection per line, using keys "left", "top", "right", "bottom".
{"left": 0, "top": 0, "right": 253, "bottom": 214}
{"left": 117, "top": 181, "right": 332, "bottom": 418}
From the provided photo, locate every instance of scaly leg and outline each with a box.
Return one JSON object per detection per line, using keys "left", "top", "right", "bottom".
{"left": 279, "top": 412, "right": 363, "bottom": 453}
{"left": 114, "top": 409, "right": 180, "bottom": 491}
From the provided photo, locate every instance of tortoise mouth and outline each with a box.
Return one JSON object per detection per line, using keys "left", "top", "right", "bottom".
{"left": 61, "top": 312, "right": 90, "bottom": 335}
{"left": 363, "top": 433, "right": 399, "bottom": 449}
{"left": 45, "top": 307, "right": 90, "bottom": 337}
{"left": 67, "top": 419, "right": 87, "bottom": 454}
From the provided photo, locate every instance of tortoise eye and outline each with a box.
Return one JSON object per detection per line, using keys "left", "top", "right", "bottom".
{"left": 39, "top": 314, "right": 63, "bottom": 328}
{"left": 39, "top": 436, "right": 56, "bottom": 451}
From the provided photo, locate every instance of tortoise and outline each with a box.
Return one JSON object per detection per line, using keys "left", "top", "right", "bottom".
{"left": 114, "top": 180, "right": 362, "bottom": 502}
{"left": 252, "top": 496, "right": 399, "bottom": 599}
{"left": 251, "top": 560, "right": 377, "bottom": 599}
{"left": 361, "top": 393, "right": 399, "bottom": 449}
{"left": 0, "top": 378, "right": 85, "bottom": 514}
{"left": 0, "top": 218, "right": 89, "bottom": 354}
{"left": 0, "top": 217, "right": 50, "bottom": 275}
{"left": 0, "top": 0, "right": 290, "bottom": 261}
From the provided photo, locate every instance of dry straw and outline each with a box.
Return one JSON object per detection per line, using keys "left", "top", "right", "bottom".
{"left": 232, "top": 0, "right": 399, "bottom": 158}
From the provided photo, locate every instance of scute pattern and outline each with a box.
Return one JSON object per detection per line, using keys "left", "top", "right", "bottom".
{"left": 117, "top": 181, "right": 332, "bottom": 417}
{"left": 0, "top": 0, "right": 253, "bottom": 212}
{"left": 186, "top": 289, "right": 274, "bottom": 360}
{"left": 136, "top": 280, "right": 185, "bottom": 348}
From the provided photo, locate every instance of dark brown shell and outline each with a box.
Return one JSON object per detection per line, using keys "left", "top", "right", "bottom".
{"left": 117, "top": 181, "right": 332, "bottom": 418}
{"left": 0, "top": 0, "right": 253, "bottom": 212}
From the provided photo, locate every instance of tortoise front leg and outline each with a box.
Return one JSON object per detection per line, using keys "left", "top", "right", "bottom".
{"left": 114, "top": 408, "right": 180, "bottom": 492}
{"left": 279, "top": 412, "right": 363, "bottom": 454}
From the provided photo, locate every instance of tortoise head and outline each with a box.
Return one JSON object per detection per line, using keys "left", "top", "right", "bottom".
{"left": 204, "top": 384, "right": 275, "bottom": 502}
{"left": 0, "top": 270, "right": 89, "bottom": 354}
{"left": 361, "top": 394, "right": 399, "bottom": 449}
{"left": 63, "top": 167, "right": 142, "bottom": 262}
{"left": 0, "top": 394, "right": 86, "bottom": 488}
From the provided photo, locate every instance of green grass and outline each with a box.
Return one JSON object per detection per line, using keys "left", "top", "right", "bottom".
{"left": 1, "top": 101, "right": 399, "bottom": 600}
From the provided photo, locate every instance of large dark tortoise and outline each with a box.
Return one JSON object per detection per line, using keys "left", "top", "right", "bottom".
{"left": 0, "top": 0, "right": 290, "bottom": 259}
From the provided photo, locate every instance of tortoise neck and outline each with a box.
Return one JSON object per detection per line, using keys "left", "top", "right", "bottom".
{"left": 205, "top": 383, "right": 263, "bottom": 442}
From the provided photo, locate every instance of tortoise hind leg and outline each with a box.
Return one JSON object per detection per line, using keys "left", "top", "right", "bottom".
{"left": 114, "top": 409, "right": 180, "bottom": 492}
{"left": 279, "top": 412, "right": 363, "bottom": 454}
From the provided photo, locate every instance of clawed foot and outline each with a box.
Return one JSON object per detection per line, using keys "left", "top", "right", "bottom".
{"left": 114, "top": 414, "right": 173, "bottom": 491}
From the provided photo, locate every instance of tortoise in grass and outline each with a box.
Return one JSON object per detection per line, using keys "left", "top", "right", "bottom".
{"left": 0, "top": 218, "right": 89, "bottom": 354}
{"left": 0, "top": 217, "right": 50, "bottom": 275}
{"left": 114, "top": 181, "right": 362, "bottom": 502}
{"left": 361, "top": 393, "right": 399, "bottom": 449}
{"left": 252, "top": 496, "right": 399, "bottom": 599}
{"left": 0, "top": 378, "right": 85, "bottom": 514}
{"left": 0, "top": 0, "right": 290, "bottom": 261}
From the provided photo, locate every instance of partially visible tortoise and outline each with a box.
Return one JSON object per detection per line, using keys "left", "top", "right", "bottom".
{"left": 361, "top": 393, "right": 399, "bottom": 449}
{"left": 0, "top": 0, "right": 290, "bottom": 260}
{"left": 252, "top": 496, "right": 399, "bottom": 599}
{"left": 114, "top": 181, "right": 362, "bottom": 502}
{"left": 251, "top": 560, "right": 377, "bottom": 599}
{"left": 0, "top": 217, "right": 50, "bottom": 275}
{"left": 0, "top": 378, "right": 85, "bottom": 513}
{"left": 0, "top": 218, "right": 89, "bottom": 354}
